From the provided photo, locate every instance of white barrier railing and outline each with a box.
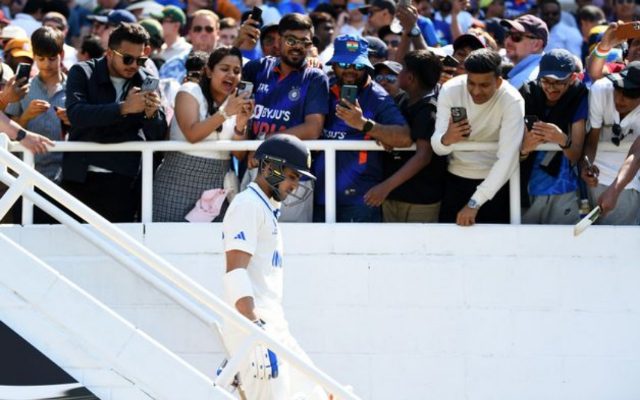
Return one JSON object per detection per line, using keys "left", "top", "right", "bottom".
{"left": 5, "top": 138, "right": 633, "bottom": 225}
{"left": 0, "top": 133, "right": 360, "bottom": 399}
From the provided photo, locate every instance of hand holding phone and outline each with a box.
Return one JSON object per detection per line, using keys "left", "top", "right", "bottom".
{"left": 615, "top": 21, "right": 640, "bottom": 40}
{"left": 451, "top": 107, "right": 467, "bottom": 123}
{"left": 442, "top": 55, "right": 460, "bottom": 68}
{"left": 141, "top": 76, "right": 159, "bottom": 92}
{"left": 16, "top": 63, "right": 31, "bottom": 82}
{"left": 524, "top": 115, "right": 539, "bottom": 131}
{"left": 236, "top": 81, "right": 253, "bottom": 97}
{"left": 250, "top": 6, "right": 263, "bottom": 27}
{"left": 583, "top": 155, "right": 597, "bottom": 177}
{"left": 340, "top": 84, "right": 358, "bottom": 107}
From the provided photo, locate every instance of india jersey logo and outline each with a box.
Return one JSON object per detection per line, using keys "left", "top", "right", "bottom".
{"left": 288, "top": 86, "right": 301, "bottom": 101}
{"left": 346, "top": 41, "right": 359, "bottom": 52}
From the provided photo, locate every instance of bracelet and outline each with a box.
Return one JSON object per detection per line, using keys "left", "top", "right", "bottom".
{"left": 560, "top": 134, "right": 572, "bottom": 149}
{"left": 519, "top": 150, "right": 529, "bottom": 160}
{"left": 218, "top": 106, "right": 230, "bottom": 120}
{"left": 593, "top": 44, "right": 611, "bottom": 59}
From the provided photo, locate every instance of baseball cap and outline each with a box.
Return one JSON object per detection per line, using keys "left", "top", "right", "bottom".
{"left": 500, "top": 14, "right": 549, "bottom": 46}
{"left": 127, "top": 0, "right": 164, "bottom": 19}
{"left": 359, "top": 0, "right": 396, "bottom": 15}
{"left": 606, "top": 61, "right": 640, "bottom": 91}
{"left": 88, "top": 9, "right": 137, "bottom": 25}
{"left": 327, "top": 35, "right": 375, "bottom": 69}
{"left": 0, "top": 25, "right": 28, "bottom": 40}
{"left": 4, "top": 38, "right": 33, "bottom": 59}
{"left": 260, "top": 23, "right": 279, "bottom": 37}
{"left": 364, "top": 36, "right": 388, "bottom": 59}
{"left": 538, "top": 49, "right": 576, "bottom": 80}
{"left": 374, "top": 60, "right": 402, "bottom": 74}
{"left": 151, "top": 5, "right": 186, "bottom": 26}
{"left": 139, "top": 18, "right": 164, "bottom": 40}
{"left": 453, "top": 33, "right": 486, "bottom": 52}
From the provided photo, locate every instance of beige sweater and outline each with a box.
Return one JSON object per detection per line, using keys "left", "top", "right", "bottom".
{"left": 431, "top": 75, "right": 525, "bottom": 206}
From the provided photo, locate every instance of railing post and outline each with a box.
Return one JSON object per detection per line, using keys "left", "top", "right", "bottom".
{"left": 21, "top": 149, "right": 34, "bottom": 225}
{"left": 509, "top": 163, "right": 521, "bottom": 225}
{"left": 324, "top": 148, "right": 336, "bottom": 223}
{"left": 141, "top": 149, "right": 154, "bottom": 224}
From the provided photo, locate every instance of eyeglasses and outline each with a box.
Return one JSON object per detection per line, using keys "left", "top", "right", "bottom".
{"left": 506, "top": 30, "right": 539, "bottom": 43}
{"left": 540, "top": 77, "right": 571, "bottom": 88}
{"left": 111, "top": 49, "right": 149, "bottom": 66}
{"left": 385, "top": 39, "right": 400, "bottom": 48}
{"left": 611, "top": 124, "right": 633, "bottom": 146}
{"left": 283, "top": 35, "right": 313, "bottom": 48}
{"left": 336, "top": 62, "right": 367, "bottom": 70}
{"left": 192, "top": 25, "right": 215, "bottom": 33}
{"left": 375, "top": 73, "right": 397, "bottom": 83}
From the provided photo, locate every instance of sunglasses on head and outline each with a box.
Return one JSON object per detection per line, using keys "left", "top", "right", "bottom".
{"left": 337, "top": 62, "right": 367, "bottom": 70}
{"left": 506, "top": 30, "right": 539, "bottom": 43}
{"left": 111, "top": 49, "right": 148, "bottom": 66}
{"left": 375, "top": 73, "right": 397, "bottom": 83}
{"left": 192, "top": 25, "right": 215, "bottom": 33}
{"left": 284, "top": 35, "right": 313, "bottom": 48}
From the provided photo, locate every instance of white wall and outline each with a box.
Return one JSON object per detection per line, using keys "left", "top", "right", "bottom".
{"left": 1, "top": 223, "right": 639, "bottom": 400}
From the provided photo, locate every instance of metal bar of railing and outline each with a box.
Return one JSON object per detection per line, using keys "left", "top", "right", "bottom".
{"left": 0, "top": 140, "right": 360, "bottom": 399}
{"left": 5, "top": 139, "right": 633, "bottom": 225}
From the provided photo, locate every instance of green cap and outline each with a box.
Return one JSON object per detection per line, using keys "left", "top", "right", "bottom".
{"left": 152, "top": 5, "right": 186, "bottom": 26}
{"left": 140, "top": 18, "right": 164, "bottom": 39}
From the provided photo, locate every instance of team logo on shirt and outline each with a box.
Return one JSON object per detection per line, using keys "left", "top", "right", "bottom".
{"left": 257, "top": 83, "right": 270, "bottom": 94}
{"left": 288, "top": 86, "right": 301, "bottom": 102}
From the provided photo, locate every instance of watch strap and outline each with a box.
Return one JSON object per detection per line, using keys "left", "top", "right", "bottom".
{"left": 16, "top": 129, "right": 27, "bottom": 141}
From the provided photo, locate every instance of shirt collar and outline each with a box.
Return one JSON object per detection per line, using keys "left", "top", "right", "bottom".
{"left": 248, "top": 182, "right": 281, "bottom": 219}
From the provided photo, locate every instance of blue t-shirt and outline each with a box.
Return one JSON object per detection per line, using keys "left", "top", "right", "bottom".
{"left": 314, "top": 81, "right": 407, "bottom": 206}
{"left": 528, "top": 96, "right": 588, "bottom": 196}
{"left": 243, "top": 57, "right": 330, "bottom": 139}
{"left": 417, "top": 16, "right": 440, "bottom": 47}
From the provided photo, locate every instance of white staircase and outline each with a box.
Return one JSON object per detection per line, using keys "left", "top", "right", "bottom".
{"left": 0, "top": 134, "right": 359, "bottom": 400}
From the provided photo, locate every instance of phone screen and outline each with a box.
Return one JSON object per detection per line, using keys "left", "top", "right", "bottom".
{"left": 16, "top": 63, "right": 31, "bottom": 81}
{"left": 451, "top": 107, "right": 467, "bottom": 123}
{"left": 340, "top": 85, "right": 358, "bottom": 106}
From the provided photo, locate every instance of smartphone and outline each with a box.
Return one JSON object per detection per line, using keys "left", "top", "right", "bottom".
{"left": 340, "top": 84, "right": 358, "bottom": 106}
{"left": 442, "top": 55, "right": 460, "bottom": 68}
{"left": 524, "top": 115, "right": 539, "bottom": 131}
{"left": 141, "top": 76, "right": 159, "bottom": 92}
{"left": 15, "top": 63, "right": 31, "bottom": 81}
{"left": 451, "top": 107, "right": 467, "bottom": 123}
{"left": 251, "top": 6, "right": 262, "bottom": 26}
{"left": 583, "top": 155, "right": 596, "bottom": 177}
{"left": 237, "top": 80, "right": 253, "bottom": 97}
{"left": 615, "top": 21, "right": 640, "bottom": 40}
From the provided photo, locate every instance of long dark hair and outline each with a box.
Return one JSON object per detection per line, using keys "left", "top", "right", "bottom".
{"left": 199, "top": 46, "right": 243, "bottom": 116}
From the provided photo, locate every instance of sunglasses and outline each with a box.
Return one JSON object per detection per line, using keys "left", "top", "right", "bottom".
{"left": 611, "top": 124, "right": 633, "bottom": 146}
{"left": 111, "top": 49, "right": 148, "bottom": 66}
{"left": 337, "top": 62, "right": 368, "bottom": 70}
{"left": 192, "top": 25, "right": 215, "bottom": 33}
{"left": 506, "top": 30, "right": 539, "bottom": 43}
{"left": 540, "top": 77, "right": 571, "bottom": 88}
{"left": 283, "top": 35, "right": 313, "bottom": 48}
{"left": 375, "top": 73, "right": 397, "bottom": 83}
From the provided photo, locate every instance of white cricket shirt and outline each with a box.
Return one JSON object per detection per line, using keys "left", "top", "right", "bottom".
{"left": 222, "top": 182, "right": 284, "bottom": 314}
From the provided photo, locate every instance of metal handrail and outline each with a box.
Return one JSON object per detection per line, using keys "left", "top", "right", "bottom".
{"left": 0, "top": 134, "right": 360, "bottom": 399}
{"left": 5, "top": 138, "right": 633, "bottom": 225}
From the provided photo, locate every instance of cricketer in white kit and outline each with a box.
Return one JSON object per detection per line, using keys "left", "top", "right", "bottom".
{"left": 221, "top": 134, "right": 327, "bottom": 400}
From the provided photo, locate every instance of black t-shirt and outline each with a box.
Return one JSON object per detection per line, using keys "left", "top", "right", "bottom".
{"left": 383, "top": 92, "right": 447, "bottom": 204}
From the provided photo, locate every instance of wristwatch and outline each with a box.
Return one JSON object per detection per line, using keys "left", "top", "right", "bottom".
{"left": 362, "top": 119, "right": 375, "bottom": 134}
{"left": 560, "top": 134, "right": 572, "bottom": 149}
{"left": 15, "top": 128, "right": 27, "bottom": 141}
{"left": 467, "top": 199, "right": 480, "bottom": 209}
{"left": 409, "top": 25, "right": 421, "bottom": 37}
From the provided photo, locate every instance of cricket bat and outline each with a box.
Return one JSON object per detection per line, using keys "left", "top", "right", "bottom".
{"left": 573, "top": 206, "right": 601, "bottom": 237}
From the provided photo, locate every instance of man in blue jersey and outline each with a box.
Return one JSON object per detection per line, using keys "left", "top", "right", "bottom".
{"left": 241, "top": 13, "right": 330, "bottom": 222}
{"left": 314, "top": 34, "right": 411, "bottom": 222}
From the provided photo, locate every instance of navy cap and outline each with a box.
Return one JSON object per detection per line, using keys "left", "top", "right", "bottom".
{"left": 538, "top": 49, "right": 576, "bottom": 80}
{"left": 607, "top": 61, "right": 640, "bottom": 91}
{"left": 88, "top": 9, "right": 137, "bottom": 25}
{"left": 358, "top": 0, "right": 396, "bottom": 15}
{"left": 364, "top": 36, "right": 388, "bottom": 59}
{"left": 374, "top": 60, "right": 402, "bottom": 74}
{"left": 327, "top": 35, "right": 375, "bottom": 69}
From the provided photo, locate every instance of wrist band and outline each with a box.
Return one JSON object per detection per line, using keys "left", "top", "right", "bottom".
{"left": 560, "top": 134, "right": 572, "bottom": 149}
{"left": 218, "top": 106, "right": 230, "bottom": 120}
{"left": 223, "top": 268, "right": 254, "bottom": 306}
{"left": 593, "top": 45, "right": 610, "bottom": 59}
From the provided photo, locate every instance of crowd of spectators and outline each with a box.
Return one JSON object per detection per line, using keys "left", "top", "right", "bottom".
{"left": 0, "top": 0, "right": 639, "bottom": 227}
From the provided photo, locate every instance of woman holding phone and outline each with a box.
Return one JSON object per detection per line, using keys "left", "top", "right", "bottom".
{"left": 153, "top": 47, "right": 254, "bottom": 222}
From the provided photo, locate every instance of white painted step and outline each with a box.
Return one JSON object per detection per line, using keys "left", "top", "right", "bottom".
{"left": 0, "top": 232, "right": 234, "bottom": 400}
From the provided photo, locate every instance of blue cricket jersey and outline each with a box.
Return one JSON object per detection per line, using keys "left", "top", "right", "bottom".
{"left": 243, "top": 56, "right": 330, "bottom": 139}
{"left": 314, "top": 81, "right": 407, "bottom": 207}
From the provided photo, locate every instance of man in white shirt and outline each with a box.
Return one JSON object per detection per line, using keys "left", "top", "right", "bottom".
{"left": 153, "top": 6, "right": 191, "bottom": 62}
{"left": 431, "top": 48, "right": 525, "bottom": 225}
{"left": 581, "top": 61, "right": 640, "bottom": 225}
{"left": 222, "top": 134, "right": 327, "bottom": 400}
